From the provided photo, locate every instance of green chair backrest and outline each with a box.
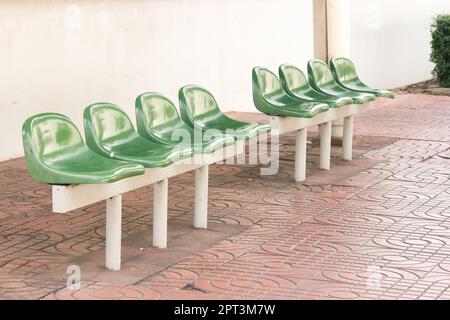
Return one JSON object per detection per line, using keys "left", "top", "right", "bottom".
{"left": 308, "top": 59, "right": 344, "bottom": 92}
{"left": 178, "top": 85, "right": 225, "bottom": 127}
{"left": 309, "top": 58, "right": 378, "bottom": 104}
{"left": 180, "top": 84, "right": 270, "bottom": 140}
{"left": 24, "top": 113, "right": 84, "bottom": 158}
{"left": 84, "top": 103, "right": 139, "bottom": 156}
{"left": 279, "top": 64, "right": 315, "bottom": 96}
{"left": 252, "top": 67, "right": 284, "bottom": 97}
{"left": 329, "top": 57, "right": 359, "bottom": 85}
{"left": 330, "top": 56, "right": 394, "bottom": 99}
{"left": 252, "top": 67, "right": 285, "bottom": 108}
{"left": 280, "top": 63, "right": 358, "bottom": 107}
{"left": 136, "top": 92, "right": 190, "bottom": 145}
{"left": 22, "top": 113, "right": 85, "bottom": 181}
{"left": 252, "top": 66, "right": 304, "bottom": 115}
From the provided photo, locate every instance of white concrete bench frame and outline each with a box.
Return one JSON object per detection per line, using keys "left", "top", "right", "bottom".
{"left": 52, "top": 144, "right": 238, "bottom": 271}
{"left": 270, "top": 102, "right": 374, "bottom": 182}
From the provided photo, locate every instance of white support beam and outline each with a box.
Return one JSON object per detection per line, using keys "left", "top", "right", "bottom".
{"left": 51, "top": 144, "right": 242, "bottom": 271}
{"left": 270, "top": 102, "right": 374, "bottom": 180}
{"left": 270, "top": 103, "right": 372, "bottom": 136}
{"left": 194, "top": 165, "right": 209, "bottom": 229}
{"left": 52, "top": 145, "right": 236, "bottom": 214}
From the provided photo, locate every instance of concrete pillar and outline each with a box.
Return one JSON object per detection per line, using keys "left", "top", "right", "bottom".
{"left": 313, "top": 0, "right": 328, "bottom": 62}
{"left": 328, "top": 0, "right": 351, "bottom": 137}
{"left": 314, "top": 0, "right": 351, "bottom": 138}
{"left": 327, "top": 0, "right": 351, "bottom": 59}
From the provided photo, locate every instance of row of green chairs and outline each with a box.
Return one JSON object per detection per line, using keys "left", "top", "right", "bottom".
{"left": 252, "top": 57, "right": 394, "bottom": 182}
{"left": 23, "top": 57, "right": 390, "bottom": 186}
{"left": 22, "top": 56, "right": 390, "bottom": 271}
{"left": 23, "top": 86, "right": 270, "bottom": 185}
{"left": 24, "top": 86, "right": 271, "bottom": 270}
{"left": 253, "top": 57, "right": 394, "bottom": 117}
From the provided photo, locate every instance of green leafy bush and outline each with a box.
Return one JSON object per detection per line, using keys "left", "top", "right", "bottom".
{"left": 430, "top": 15, "right": 450, "bottom": 87}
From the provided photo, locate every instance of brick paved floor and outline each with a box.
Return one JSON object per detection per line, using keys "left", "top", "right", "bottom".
{"left": 1, "top": 93, "right": 450, "bottom": 300}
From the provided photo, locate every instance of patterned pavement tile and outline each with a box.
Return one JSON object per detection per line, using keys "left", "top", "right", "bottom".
{"left": 1, "top": 94, "right": 450, "bottom": 299}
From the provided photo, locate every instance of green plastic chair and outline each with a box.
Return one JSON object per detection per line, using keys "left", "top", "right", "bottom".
{"left": 330, "top": 57, "right": 395, "bottom": 98}
{"left": 135, "top": 92, "right": 235, "bottom": 154}
{"left": 307, "top": 59, "right": 376, "bottom": 104}
{"left": 84, "top": 103, "right": 193, "bottom": 168}
{"left": 252, "top": 67, "right": 329, "bottom": 117}
{"left": 179, "top": 85, "right": 271, "bottom": 141}
{"left": 279, "top": 64, "right": 353, "bottom": 108}
{"left": 22, "top": 113, "right": 145, "bottom": 185}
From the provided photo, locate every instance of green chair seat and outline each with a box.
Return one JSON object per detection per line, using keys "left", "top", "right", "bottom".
{"left": 279, "top": 64, "right": 353, "bottom": 108}
{"left": 135, "top": 92, "right": 235, "bottom": 154}
{"left": 179, "top": 85, "right": 271, "bottom": 141}
{"left": 22, "top": 113, "right": 145, "bottom": 185}
{"left": 84, "top": 103, "right": 193, "bottom": 168}
{"left": 252, "top": 67, "right": 329, "bottom": 118}
{"left": 308, "top": 59, "right": 376, "bottom": 104}
{"left": 330, "top": 57, "right": 395, "bottom": 98}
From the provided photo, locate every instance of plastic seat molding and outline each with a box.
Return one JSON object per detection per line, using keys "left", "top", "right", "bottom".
{"left": 252, "top": 66, "right": 330, "bottom": 118}
{"left": 253, "top": 66, "right": 340, "bottom": 181}
{"left": 52, "top": 103, "right": 240, "bottom": 271}
{"left": 307, "top": 59, "right": 376, "bottom": 104}
{"left": 135, "top": 92, "right": 235, "bottom": 154}
{"left": 278, "top": 63, "right": 354, "bottom": 108}
{"left": 178, "top": 85, "right": 271, "bottom": 141}
{"left": 330, "top": 57, "right": 395, "bottom": 99}
{"left": 83, "top": 102, "right": 193, "bottom": 168}
{"left": 22, "top": 113, "right": 145, "bottom": 185}
{"left": 256, "top": 65, "right": 376, "bottom": 183}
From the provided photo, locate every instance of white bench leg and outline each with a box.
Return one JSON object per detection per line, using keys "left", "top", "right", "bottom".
{"left": 343, "top": 115, "right": 354, "bottom": 160}
{"left": 236, "top": 139, "right": 246, "bottom": 164}
{"left": 229, "top": 139, "right": 245, "bottom": 164}
{"left": 194, "top": 165, "right": 209, "bottom": 229}
{"left": 320, "top": 121, "right": 332, "bottom": 170}
{"left": 295, "top": 128, "right": 307, "bottom": 182}
{"left": 105, "top": 194, "right": 122, "bottom": 271}
{"left": 153, "top": 178, "right": 168, "bottom": 248}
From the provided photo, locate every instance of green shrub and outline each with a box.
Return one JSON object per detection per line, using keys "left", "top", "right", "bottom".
{"left": 430, "top": 15, "right": 450, "bottom": 87}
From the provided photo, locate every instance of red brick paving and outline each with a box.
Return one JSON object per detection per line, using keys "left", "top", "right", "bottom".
{"left": 1, "top": 93, "right": 450, "bottom": 299}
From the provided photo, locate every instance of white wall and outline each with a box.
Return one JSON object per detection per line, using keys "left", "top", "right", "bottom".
{"left": 3, "top": 0, "right": 448, "bottom": 162}
{"left": 348, "top": 0, "right": 450, "bottom": 89}
{"left": 0, "top": 0, "right": 314, "bottom": 161}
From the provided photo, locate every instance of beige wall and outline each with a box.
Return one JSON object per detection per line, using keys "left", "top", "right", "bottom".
{"left": 0, "top": 0, "right": 314, "bottom": 161}
{"left": 2, "top": 0, "right": 448, "bottom": 161}
{"left": 348, "top": 0, "right": 449, "bottom": 89}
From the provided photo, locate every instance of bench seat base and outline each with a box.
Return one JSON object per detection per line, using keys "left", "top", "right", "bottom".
{"left": 270, "top": 102, "right": 374, "bottom": 182}
{"left": 52, "top": 145, "right": 238, "bottom": 271}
